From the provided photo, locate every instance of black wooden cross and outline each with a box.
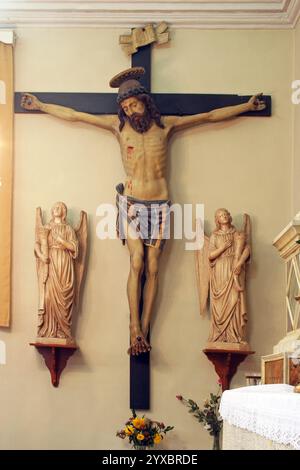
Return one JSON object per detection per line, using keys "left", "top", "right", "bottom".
{"left": 15, "top": 43, "right": 271, "bottom": 411}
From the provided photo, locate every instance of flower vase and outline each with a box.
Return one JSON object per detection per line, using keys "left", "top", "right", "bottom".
{"left": 212, "top": 434, "right": 221, "bottom": 450}
{"left": 133, "top": 445, "right": 149, "bottom": 450}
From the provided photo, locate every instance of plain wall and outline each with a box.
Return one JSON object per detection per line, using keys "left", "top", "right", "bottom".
{"left": 293, "top": 21, "right": 300, "bottom": 215}
{"left": 0, "top": 27, "right": 293, "bottom": 449}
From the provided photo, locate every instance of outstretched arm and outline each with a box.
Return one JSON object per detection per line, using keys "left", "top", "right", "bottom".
{"left": 21, "top": 93, "right": 118, "bottom": 134}
{"left": 167, "top": 93, "right": 266, "bottom": 134}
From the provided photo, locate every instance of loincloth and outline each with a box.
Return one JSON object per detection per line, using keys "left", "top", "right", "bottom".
{"left": 116, "top": 183, "right": 171, "bottom": 250}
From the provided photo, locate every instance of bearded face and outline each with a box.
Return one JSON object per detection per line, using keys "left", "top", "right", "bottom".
{"left": 119, "top": 94, "right": 164, "bottom": 133}
{"left": 120, "top": 96, "right": 152, "bottom": 133}
{"left": 127, "top": 109, "right": 152, "bottom": 133}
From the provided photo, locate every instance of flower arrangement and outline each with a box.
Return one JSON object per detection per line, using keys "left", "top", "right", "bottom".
{"left": 176, "top": 384, "right": 222, "bottom": 450}
{"left": 116, "top": 410, "right": 174, "bottom": 449}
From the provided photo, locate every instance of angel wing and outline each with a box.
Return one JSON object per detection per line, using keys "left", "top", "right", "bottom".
{"left": 194, "top": 218, "right": 210, "bottom": 317}
{"left": 242, "top": 213, "right": 251, "bottom": 242}
{"left": 35, "top": 207, "right": 43, "bottom": 238}
{"left": 74, "top": 211, "right": 88, "bottom": 307}
{"left": 242, "top": 213, "right": 251, "bottom": 260}
{"left": 35, "top": 207, "right": 48, "bottom": 315}
{"left": 35, "top": 207, "right": 44, "bottom": 273}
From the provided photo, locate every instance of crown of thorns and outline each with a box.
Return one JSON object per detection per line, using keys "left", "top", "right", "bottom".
{"left": 109, "top": 67, "right": 148, "bottom": 104}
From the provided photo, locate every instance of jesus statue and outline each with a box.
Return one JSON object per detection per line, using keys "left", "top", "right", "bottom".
{"left": 21, "top": 67, "right": 265, "bottom": 356}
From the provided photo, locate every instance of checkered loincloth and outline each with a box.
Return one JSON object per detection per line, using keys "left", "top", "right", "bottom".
{"left": 116, "top": 183, "right": 171, "bottom": 250}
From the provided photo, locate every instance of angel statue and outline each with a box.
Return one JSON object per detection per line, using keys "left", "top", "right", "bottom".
{"left": 34, "top": 202, "right": 87, "bottom": 345}
{"left": 195, "top": 208, "right": 251, "bottom": 350}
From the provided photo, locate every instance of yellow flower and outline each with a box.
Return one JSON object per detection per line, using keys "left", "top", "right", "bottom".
{"left": 125, "top": 425, "right": 134, "bottom": 436}
{"left": 154, "top": 434, "right": 162, "bottom": 444}
{"left": 137, "top": 433, "right": 145, "bottom": 441}
{"left": 132, "top": 417, "right": 146, "bottom": 429}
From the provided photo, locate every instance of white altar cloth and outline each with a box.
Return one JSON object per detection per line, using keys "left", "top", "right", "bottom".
{"left": 220, "top": 384, "right": 300, "bottom": 450}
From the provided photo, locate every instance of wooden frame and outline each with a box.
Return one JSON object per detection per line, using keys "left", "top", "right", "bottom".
{"left": 261, "top": 351, "right": 300, "bottom": 385}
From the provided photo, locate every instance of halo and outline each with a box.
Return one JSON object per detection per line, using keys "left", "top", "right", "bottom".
{"left": 109, "top": 67, "right": 145, "bottom": 88}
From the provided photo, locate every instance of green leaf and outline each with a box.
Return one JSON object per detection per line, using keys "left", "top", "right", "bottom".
{"left": 164, "top": 426, "right": 174, "bottom": 432}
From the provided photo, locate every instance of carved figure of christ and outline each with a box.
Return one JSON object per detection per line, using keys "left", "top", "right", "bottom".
{"left": 21, "top": 87, "right": 265, "bottom": 356}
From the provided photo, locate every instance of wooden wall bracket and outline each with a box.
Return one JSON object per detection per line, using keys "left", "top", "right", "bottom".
{"left": 203, "top": 348, "right": 255, "bottom": 391}
{"left": 30, "top": 342, "right": 77, "bottom": 387}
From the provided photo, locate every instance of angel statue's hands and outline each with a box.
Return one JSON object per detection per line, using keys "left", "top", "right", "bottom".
{"left": 248, "top": 93, "right": 266, "bottom": 112}
{"left": 234, "top": 263, "right": 242, "bottom": 275}
{"left": 56, "top": 235, "right": 65, "bottom": 244}
{"left": 223, "top": 239, "right": 232, "bottom": 251}
{"left": 52, "top": 231, "right": 67, "bottom": 247}
{"left": 21, "top": 93, "right": 42, "bottom": 111}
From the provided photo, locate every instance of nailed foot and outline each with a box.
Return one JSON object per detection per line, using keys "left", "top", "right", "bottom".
{"left": 128, "top": 326, "right": 151, "bottom": 356}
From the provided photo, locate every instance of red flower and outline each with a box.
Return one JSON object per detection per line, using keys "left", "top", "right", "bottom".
{"left": 176, "top": 395, "right": 183, "bottom": 401}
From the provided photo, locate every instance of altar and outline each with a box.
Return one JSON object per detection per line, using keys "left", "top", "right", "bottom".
{"left": 220, "top": 385, "right": 300, "bottom": 450}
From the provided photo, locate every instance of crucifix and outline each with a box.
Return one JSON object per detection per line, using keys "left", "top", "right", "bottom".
{"left": 16, "top": 29, "right": 271, "bottom": 410}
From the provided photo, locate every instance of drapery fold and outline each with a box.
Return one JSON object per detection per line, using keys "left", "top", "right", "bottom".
{"left": 0, "top": 41, "right": 13, "bottom": 327}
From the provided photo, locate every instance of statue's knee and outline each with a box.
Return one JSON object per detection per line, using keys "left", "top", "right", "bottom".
{"left": 130, "top": 253, "right": 144, "bottom": 275}
{"left": 146, "top": 260, "right": 159, "bottom": 279}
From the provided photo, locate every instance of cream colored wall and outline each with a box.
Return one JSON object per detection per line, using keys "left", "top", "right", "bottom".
{"left": 0, "top": 28, "right": 292, "bottom": 450}
{"left": 293, "top": 21, "right": 300, "bottom": 215}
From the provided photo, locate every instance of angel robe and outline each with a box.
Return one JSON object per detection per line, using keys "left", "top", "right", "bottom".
{"left": 208, "top": 228, "right": 248, "bottom": 343}
{"left": 38, "top": 222, "right": 78, "bottom": 339}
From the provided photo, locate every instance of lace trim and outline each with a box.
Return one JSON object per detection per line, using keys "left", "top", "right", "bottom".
{"left": 220, "top": 385, "right": 300, "bottom": 450}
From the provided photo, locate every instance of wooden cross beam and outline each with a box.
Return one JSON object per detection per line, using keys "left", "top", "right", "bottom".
{"left": 14, "top": 45, "right": 271, "bottom": 117}
{"left": 15, "top": 43, "right": 271, "bottom": 411}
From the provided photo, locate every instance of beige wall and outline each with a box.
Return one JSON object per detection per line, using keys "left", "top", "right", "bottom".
{"left": 293, "top": 21, "right": 300, "bottom": 215}
{"left": 0, "top": 28, "right": 293, "bottom": 449}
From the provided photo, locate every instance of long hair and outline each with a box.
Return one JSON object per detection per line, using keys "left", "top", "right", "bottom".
{"left": 214, "top": 208, "right": 232, "bottom": 231}
{"left": 118, "top": 93, "right": 164, "bottom": 132}
{"left": 51, "top": 201, "right": 67, "bottom": 223}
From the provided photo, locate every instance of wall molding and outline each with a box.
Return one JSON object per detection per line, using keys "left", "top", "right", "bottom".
{"left": 0, "top": 0, "right": 299, "bottom": 29}
{"left": 0, "top": 30, "right": 14, "bottom": 44}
